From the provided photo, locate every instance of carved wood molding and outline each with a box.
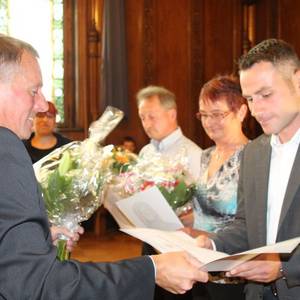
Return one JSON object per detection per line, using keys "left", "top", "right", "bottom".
{"left": 242, "top": 2, "right": 256, "bottom": 53}
{"left": 87, "top": 0, "right": 101, "bottom": 123}
{"left": 190, "top": 0, "right": 203, "bottom": 100}
{"left": 88, "top": 19, "right": 100, "bottom": 58}
{"left": 190, "top": 0, "right": 206, "bottom": 146}
{"left": 143, "top": 0, "right": 155, "bottom": 85}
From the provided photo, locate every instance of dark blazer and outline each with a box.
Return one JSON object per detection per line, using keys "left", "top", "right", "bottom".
{"left": 0, "top": 127, "right": 155, "bottom": 300}
{"left": 213, "top": 134, "right": 300, "bottom": 300}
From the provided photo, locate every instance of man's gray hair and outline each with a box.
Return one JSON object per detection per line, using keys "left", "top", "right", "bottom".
{"left": 136, "top": 85, "right": 177, "bottom": 110}
{"left": 0, "top": 34, "right": 39, "bottom": 81}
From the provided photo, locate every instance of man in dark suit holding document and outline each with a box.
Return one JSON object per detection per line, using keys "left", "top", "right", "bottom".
{"left": 0, "top": 34, "right": 208, "bottom": 300}
{"left": 198, "top": 39, "right": 300, "bottom": 300}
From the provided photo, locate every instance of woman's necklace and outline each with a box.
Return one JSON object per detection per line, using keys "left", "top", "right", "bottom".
{"left": 214, "top": 150, "right": 222, "bottom": 161}
{"left": 214, "top": 144, "right": 244, "bottom": 162}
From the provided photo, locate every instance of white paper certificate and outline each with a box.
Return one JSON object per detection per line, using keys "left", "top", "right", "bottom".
{"left": 116, "top": 186, "right": 183, "bottom": 231}
{"left": 121, "top": 227, "right": 300, "bottom": 272}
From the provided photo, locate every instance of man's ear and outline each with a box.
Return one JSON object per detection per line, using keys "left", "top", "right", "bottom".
{"left": 237, "top": 104, "right": 248, "bottom": 122}
{"left": 169, "top": 108, "right": 177, "bottom": 120}
{"left": 292, "top": 68, "right": 300, "bottom": 95}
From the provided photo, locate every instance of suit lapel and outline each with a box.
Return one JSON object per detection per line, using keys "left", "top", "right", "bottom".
{"left": 254, "top": 136, "right": 272, "bottom": 245}
{"left": 278, "top": 145, "right": 300, "bottom": 232}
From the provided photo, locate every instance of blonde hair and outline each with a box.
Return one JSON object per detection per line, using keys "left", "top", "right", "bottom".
{"left": 136, "top": 85, "right": 177, "bottom": 110}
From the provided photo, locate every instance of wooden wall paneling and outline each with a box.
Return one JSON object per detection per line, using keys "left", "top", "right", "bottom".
{"left": 143, "top": 0, "right": 157, "bottom": 86}
{"left": 193, "top": 0, "right": 245, "bottom": 149}
{"left": 62, "top": 0, "right": 104, "bottom": 141}
{"left": 240, "top": 0, "right": 263, "bottom": 139}
{"left": 154, "top": 0, "right": 194, "bottom": 143}
{"left": 72, "top": 0, "right": 89, "bottom": 139}
{"left": 202, "top": 0, "right": 242, "bottom": 82}
{"left": 233, "top": 0, "right": 244, "bottom": 67}
{"left": 277, "top": 0, "right": 300, "bottom": 54}
{"left": 105, "top": 0, "right": 148, "bottom": 151}
{"left": 59, "top": 0, "right": 88, "bottom": 140}
{"left": 190, "top": 0, "right": 207, "bottom": 148}
{"left": 87, "top": 0, "right": 102, "bottom": 124}
{"left": 254, "top": 0, "right": 279, "bottom": 44}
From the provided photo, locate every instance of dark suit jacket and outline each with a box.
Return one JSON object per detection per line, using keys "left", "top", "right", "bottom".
{"left": 213, "top": 134, "right": 300, "bottom": 300}
{"left": 0, "top": 127, "right": 155, "bottom": 300}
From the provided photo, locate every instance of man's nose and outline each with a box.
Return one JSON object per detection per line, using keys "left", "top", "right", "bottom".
{"left": 248, "top": 99, "right": 262, "bottom": 118}
{"left": 36, "top": 92, "right": 48, "bottom": 112}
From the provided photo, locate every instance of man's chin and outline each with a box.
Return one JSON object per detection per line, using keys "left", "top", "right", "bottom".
{"left": 20, "top": 130, "right": 33, "bottom": 140}
{"left": 261, "top": 126, "right": 281, "bottom": 137}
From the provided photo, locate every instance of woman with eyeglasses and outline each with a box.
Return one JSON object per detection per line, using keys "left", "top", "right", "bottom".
{"left": 24, "top": 101, "right": 71, "bottom": 163}
{"left": 182, "top": 75, "right": 249, "bottom": 300}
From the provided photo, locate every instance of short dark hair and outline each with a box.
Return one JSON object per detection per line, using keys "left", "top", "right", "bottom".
{"left": 239, "top": 38, "right": 300, "bottom": 71}
{"left": 199, "top": 75, "right": 246, "bottom": 112}
{"left": 123, "top": 136, "right": 136, "bottom": 143}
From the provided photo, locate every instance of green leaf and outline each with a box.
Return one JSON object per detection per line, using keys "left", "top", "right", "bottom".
{"left": 158, "top": 182, "right": 195, "bottom": 210}
{"left": 58, "top": 150, "right": 72, "bottom": 176}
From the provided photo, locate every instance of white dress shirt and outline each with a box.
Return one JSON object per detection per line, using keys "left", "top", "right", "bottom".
{"left": 267, "top": 128, "right": 300, "bottom": 244}
{"left": 139, "top": 127, "right": 202, "bottom": 180}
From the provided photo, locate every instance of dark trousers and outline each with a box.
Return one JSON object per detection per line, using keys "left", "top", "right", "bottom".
{"left": 194, "top": 281, "right": 245, "bottom": 300}
{"left": 263, "top": 286, "right": 278, "bottom": 300}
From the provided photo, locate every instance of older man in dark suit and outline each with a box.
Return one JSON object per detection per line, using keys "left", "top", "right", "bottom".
{"left": 0, "top": 35, "right": 208, "bottom": 300}
{"left": 198, "top": 39, "right": 300, "bottom": 300}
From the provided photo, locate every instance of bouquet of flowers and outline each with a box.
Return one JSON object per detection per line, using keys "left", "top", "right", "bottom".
{"left": 105, "top": 146, "right": 138, "bottom": 175}
{"left": 34, "top": 106, "right": 124, "bottom": 260}
{"left": 116, "top": 150, "right": 195, "bottom": 216}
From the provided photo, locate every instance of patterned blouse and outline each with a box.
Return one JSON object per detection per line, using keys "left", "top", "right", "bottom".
{"left": 193, "top": 146, "right": 245, "bottom": 233}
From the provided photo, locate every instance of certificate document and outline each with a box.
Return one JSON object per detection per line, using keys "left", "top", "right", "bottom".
{"left": 121, "top": 227, "right": 300, "bottom": 272}
{"left": 115, "top": 186, "right": 183, "bottom": 230}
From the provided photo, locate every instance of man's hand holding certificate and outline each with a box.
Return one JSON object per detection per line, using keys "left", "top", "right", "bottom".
{"left": 107, "top": 186, "right": 300, "bottom": 273}
{"left": 121, "top": 227, "right": 300, "bottom": 272}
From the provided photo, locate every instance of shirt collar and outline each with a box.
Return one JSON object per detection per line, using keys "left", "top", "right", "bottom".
{"left": 270, "top": 127, "right": 300, "bottom": 149}
{"left": 151, "top": 127, "right": 182, "bottom": 152}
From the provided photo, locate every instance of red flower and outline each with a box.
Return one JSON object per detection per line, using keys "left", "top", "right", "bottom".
{"left": 140, "top": 181, "right": 155, "bottom": 191}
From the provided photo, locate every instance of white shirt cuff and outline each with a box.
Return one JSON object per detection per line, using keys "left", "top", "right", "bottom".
{"left": 211, "top": 239, "right": 217, "bottom": 251}
{"left": 149, "top": 255, "right": 156, "bottom": 278}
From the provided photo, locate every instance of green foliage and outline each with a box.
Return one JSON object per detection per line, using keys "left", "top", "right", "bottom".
{"left": 158, "top": 181, "right": 195, "bottom": 210}
{"left": 41, "top": 168, "right": 73, "bottom": 219}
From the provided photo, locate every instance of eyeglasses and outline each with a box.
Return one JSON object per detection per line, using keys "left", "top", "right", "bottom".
{"left": 196, "top": 111, "right": 232, "bottom": 122}
{"left": 36, "top": 112, "right": 55, "bottom": 119}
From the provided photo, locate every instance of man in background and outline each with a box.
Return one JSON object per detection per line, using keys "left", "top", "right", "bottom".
{"left": 137, "top": 86, "right": 203, "bottom": 300}
{"left": 121, "top": 135, "right": 137, "bottom": 153}
{"left": 137, "top": 85, "right": 202, "bottom": 180}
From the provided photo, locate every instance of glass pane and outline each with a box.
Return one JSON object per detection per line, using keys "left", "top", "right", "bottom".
{"left": 0, "top": 0, "right": 8, "bottom": 34}
{"left": 52, "top": 0, "right": 64, "bottom": 122}
{"left": 0, "top": 0, "right": 65, "bottom": 123}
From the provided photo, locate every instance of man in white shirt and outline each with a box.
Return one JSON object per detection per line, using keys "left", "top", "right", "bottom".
{"left": 137, "top": 86, "right": 203, "bottom": 300}
{"left": 198, "top": 39, "right": 300, "bottom": 300}
{"left": 137, "top": 85, "right": 202, "bottom": 180}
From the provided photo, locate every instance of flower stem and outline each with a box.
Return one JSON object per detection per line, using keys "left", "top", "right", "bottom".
{"left": 57, "top": 239, "right": 70, "bottom": 261}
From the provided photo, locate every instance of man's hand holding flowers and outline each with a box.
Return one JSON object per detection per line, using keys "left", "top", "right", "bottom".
{"left": 51, "top": 225, "right": 84, "bottom": 252}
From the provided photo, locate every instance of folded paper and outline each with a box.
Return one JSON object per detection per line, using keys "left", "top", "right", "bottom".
{"left": 121, "top": 227, "right": 300, "bottom": 272}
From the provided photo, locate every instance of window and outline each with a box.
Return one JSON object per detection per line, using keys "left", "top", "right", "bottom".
{"left": 0, "top": 0, "right": 65, "bottom": 122}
